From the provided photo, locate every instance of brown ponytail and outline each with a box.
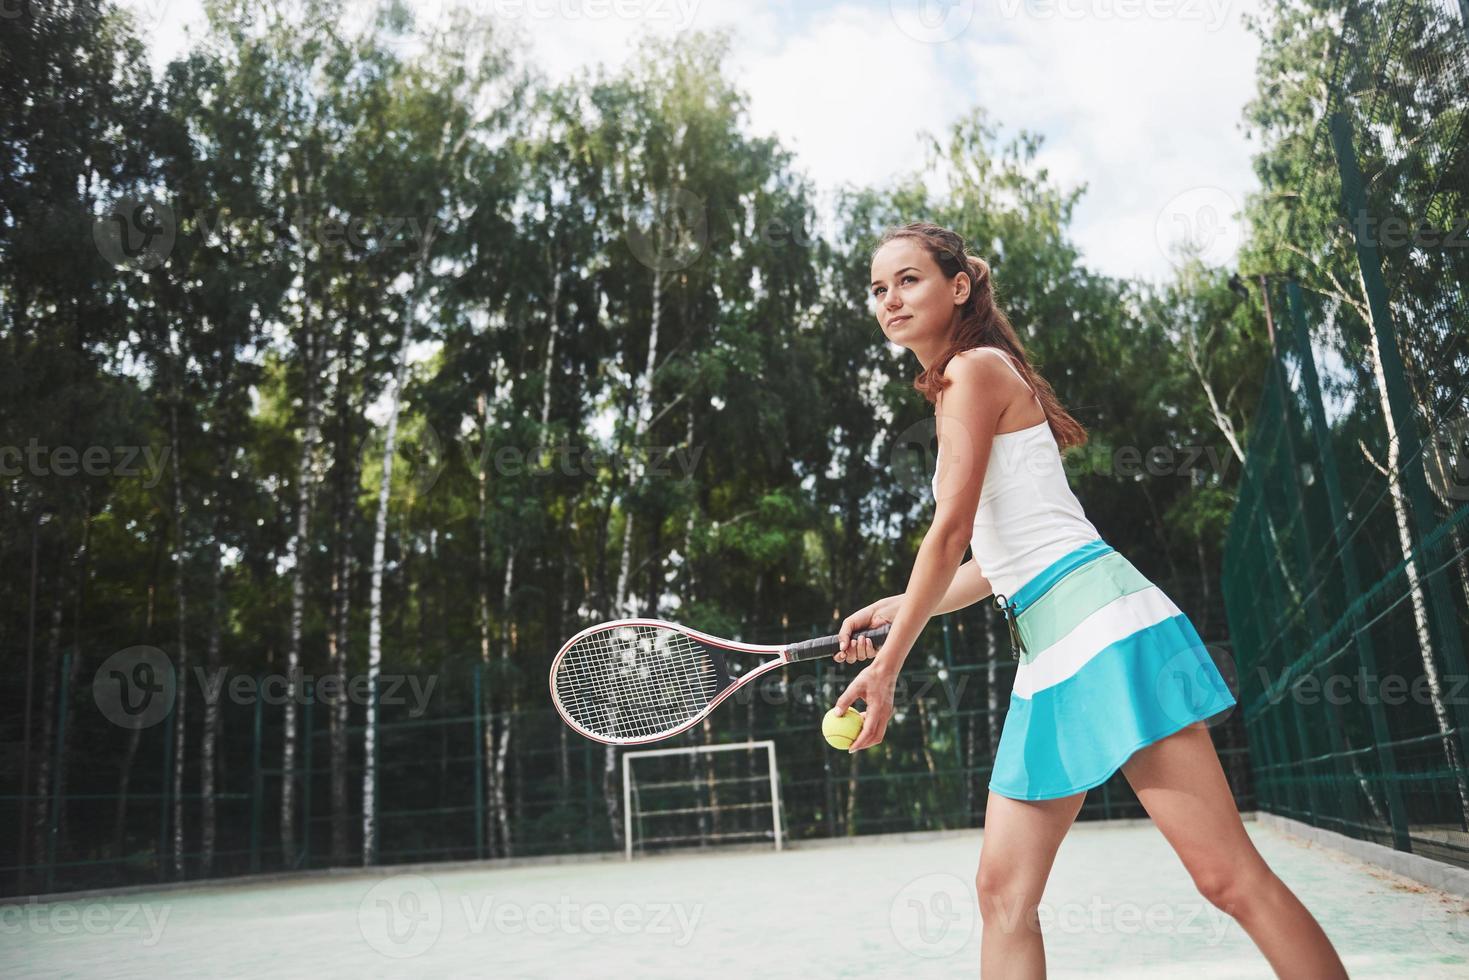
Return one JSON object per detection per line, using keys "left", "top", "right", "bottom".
{"left": 870, "top": 222, "right": 1089, "bottom": 451}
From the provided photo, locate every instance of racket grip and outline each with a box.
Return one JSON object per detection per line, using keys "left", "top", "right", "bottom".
{"left": 786, "top": 623, "right": 891, "bottom": 662}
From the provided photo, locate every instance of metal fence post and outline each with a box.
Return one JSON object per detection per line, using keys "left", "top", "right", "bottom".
{"left": 940, "top": 614, "right": 964, "bottom": 822}
{"left": 1251, "top": 461, "right": 1322, "bottom": 822}
{"left": 1330, "top": 110, "right": 1469, "bottom": 774}
{"left": 301, "top": 679, "right": 313, "bottom": 870}
{"left": 583, "top": 738, "right": 594, "bottom": 852}
{"left": 819, "top": 656, "right": 836, "bottom": 838}
{"left": 1236, "top": 602, "right": 1277, "bottom": 811}
{"left": 1286, "top": 279, "right": 1411, "bottom": 850}
{"left": 250, "top": 683, "right": 262, "bottom": 873}
{"left": 473, "top": 661, "right": 485, "bottom": 860}
{"left": 157, "top": 657, "right": 174, "bottom": 882}
{"left": 1262, "top": 374, "right": 1329, "bottom": 826}
{"left": 1254, "top": 515, "right": 1307, "bottom": 820}
{"left": 44, "top": 650, "right": 71, "bottom": 894}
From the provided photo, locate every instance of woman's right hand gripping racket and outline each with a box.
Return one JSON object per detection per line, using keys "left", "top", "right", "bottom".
{"left": 834, "top": 595, "right": 901, "bottom": 664}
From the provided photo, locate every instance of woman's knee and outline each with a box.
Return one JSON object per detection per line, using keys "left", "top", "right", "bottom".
{"left": 1192, "top": 859, "right": 1274, "bottom": 916}
{"left": 975, "top": 860, "right": 1045, "bottom": 931}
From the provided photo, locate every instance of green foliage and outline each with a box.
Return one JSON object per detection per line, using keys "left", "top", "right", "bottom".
{"left": 1, "top": 0, "right": 1308, "bottom": 887}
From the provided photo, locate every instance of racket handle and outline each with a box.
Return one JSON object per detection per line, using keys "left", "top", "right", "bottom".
{"left": 786, "top": 623, "right": 891, "bottom": 663}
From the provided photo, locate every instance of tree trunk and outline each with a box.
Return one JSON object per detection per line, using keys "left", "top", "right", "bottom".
{"left": 556, "top": 516, "right": 573, "bottom": 820}
{"left": 57, "top": 492, "right": 92, "bottom": 854}
{"left": 915, "top": 695, "right": 939, "bottom": 828}
{"left": 965, "top": 690, "right": 978, "bottom": 823}
{"left": 1360, "top": 321, "right": 1469, "bottom": 822}
{"left": 168, "top": 368, "right": 190, "bottom": 878}
{"left": 328, "top": 334, "right": 357, "bottom": 866}
{"left": 605, "top": 200, "right": 669, "bottom": 850}
{"left": 475, "top": 391, "right": 499, "bottom": 858}
{"left": 613, "top": 248, "right": 663, "bottom": 617}
{"left": 538, "top": 254, "right": 562, "bottom": 456}
{"left": 493, "top": 686, "right": 513, "bottom": 857}
{"left": 844, "top": 751, "right": 860, "bottom": 834}
{"left": 362, "top": 202, "right": 437, "bottom": 861}
{"left": 682, "top": 410, "right": 696, "bottom": 599}
{"left": 328, "top": 519, "right": 353, "bottom": 866}
{"left": 1195, "top": 536, "right": 1211, "bottom": 637}
{"left": 111, "top": 519, "right": 165, "bottom": 866}
{"left": 327, "top": 459, "right": 355, "bottom": 866}
{"left": 496, "top": 560, "right": 515, "bottom": 857}
{"left": 699, "top": 719, "right": 715, "bottom": 842}
{"left": 283, "top": 320, "right": 319, "bottom": 866}
{"left": 409, "top": 529, "right": 423, "bottom": 663}
{"left": 1181, "top": 318, "right": 1246, "bottom": 463}
{"left": 16, "top": 503, "right": 43, "bottom": 894}
{"left": 29, "top": 588, "right": 64, "bottom": 885}
{"left": 199, "top": 501, "right": 224, "bottom": 876}
{"left": 985, "top": 611, "right": 1000, "bottom": 779}
{"left": 363, "top": 328, "right": 410, "bottom": 866}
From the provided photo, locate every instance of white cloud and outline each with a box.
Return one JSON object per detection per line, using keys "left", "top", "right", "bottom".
{"left": 724, "top": 6, "right": 962, "bottom": 197}
{"left": 955, "top": 1, "right": 1264, "bottom": 282}
{"left": 120, "top": 0, "right": 206, "bottom": 69}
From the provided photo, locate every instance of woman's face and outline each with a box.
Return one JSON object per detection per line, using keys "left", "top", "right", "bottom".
{"left": 869, "top": 238, "right": 969, "bottom": 353}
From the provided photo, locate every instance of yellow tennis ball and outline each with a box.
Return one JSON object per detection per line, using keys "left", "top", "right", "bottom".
{"left": 822, "top": 706, "right": 864, "bottom": 750}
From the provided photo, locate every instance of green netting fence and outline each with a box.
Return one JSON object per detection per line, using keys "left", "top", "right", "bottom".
{"left": 1, "top": 591, "right": 1255, "bottom": 899}
{"left": 1221, "top": 0, "right": 1469, "bottom": 868}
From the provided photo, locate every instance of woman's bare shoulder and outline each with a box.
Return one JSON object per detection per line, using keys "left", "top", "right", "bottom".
{"left": 942, "top": 347, "right": 1012, "bottom": 382}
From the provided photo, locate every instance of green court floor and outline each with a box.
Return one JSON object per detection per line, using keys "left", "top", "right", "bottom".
{"left": 5, "top": 820, "right": 1467, "bottom": 978}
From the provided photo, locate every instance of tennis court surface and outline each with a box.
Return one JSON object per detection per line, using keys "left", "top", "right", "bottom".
{"left": 5, "top": 818, "right": 1467, "bottom": 978}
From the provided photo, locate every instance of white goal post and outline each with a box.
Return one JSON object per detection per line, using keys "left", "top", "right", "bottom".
{"left": 622, "top": 740, "right": 784, "bottom": 860}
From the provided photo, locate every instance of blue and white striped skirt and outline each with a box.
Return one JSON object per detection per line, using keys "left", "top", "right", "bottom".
{"left": 987, "top": 538, "right": 1237, "bottom": 801}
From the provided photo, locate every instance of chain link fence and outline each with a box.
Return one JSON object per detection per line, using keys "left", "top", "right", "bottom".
{"left": 3, "top": 592, "right": 1253, "bottom": 898}
{"left": 1222, "top": 0, "right": 1469, "bottom": 869}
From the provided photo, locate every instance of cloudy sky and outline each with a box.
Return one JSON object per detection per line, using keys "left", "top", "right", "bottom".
{"left": 124, "top": 0, "right": 1264, "bottom": 285}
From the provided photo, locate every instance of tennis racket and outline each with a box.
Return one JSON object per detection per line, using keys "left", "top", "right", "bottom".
{"left": 549, "top": 618, "right": 892, "bottom": 746}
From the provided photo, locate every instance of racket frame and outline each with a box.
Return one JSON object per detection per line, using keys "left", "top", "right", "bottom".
{"left": 548, "top": 617, "right": 861, "bottom": 747}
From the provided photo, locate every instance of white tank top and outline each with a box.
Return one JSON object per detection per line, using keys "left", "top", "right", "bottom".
{"left": 931, "top": 347, "right": 1102, "bottom": 598}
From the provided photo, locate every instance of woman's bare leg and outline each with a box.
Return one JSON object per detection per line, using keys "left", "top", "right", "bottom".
{"left": 976, "top": 787, "right": 1086, "bottom": 979}
{"left": 1121, "top": 721, "right": 1348, "bottom": 978}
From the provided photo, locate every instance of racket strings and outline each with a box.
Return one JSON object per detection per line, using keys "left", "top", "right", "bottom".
{"left": 554, "top": 625, "right": 721, "bottom": 740}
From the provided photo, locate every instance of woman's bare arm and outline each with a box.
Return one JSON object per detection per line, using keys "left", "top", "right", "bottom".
{"left": 867, "top": 353, "right": 1012, "bottom": 677}
{"left": 930, "top": 558, "right": 992, "bottom": 615}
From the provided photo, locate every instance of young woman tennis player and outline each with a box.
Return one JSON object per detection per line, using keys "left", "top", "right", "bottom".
{"left": 830, "top": 222, "right": 1347, "bottom": 978}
